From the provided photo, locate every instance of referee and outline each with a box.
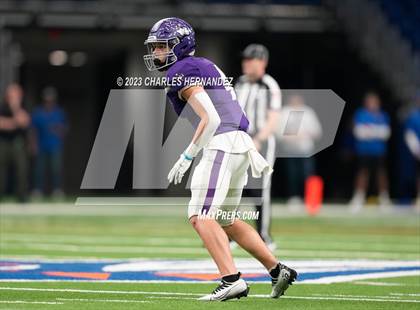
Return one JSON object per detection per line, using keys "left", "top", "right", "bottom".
{"left": 234, "top": 44, "right": 281, "bottom": 251}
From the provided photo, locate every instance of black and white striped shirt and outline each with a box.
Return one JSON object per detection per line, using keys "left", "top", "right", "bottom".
{"left": 234, "top": 74, "right": 282, "bottom": 136}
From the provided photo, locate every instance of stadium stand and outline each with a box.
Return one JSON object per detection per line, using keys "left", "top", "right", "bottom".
{"left": 378, "top": 0, "right": 420, "bottom": 51}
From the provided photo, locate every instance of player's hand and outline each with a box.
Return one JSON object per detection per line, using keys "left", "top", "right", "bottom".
{"left": 167, "top": 154, "right": 193, "bottom": 185}
{"left": 253, "top": 138, "right": 262, "bottom": 151}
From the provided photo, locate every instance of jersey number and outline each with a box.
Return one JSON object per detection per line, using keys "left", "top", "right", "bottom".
{"left": 213, "top": 64, "right": 237, "bottom": 101}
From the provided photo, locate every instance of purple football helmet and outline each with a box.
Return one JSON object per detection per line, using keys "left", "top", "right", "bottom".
{"left": 144, "top": 17, "right": 196, "bottom": 71}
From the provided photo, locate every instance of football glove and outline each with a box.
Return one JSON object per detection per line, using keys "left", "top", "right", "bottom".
{"left": 167, "top": 153, "right": 193, "bottom": 185}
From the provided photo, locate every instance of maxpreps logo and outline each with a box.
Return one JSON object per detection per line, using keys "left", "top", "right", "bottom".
{"left": 198, "top": 210, "right": 259, "bottom": 221}
{"left": 80, "top": 89, "right": 345, "bottom": 191}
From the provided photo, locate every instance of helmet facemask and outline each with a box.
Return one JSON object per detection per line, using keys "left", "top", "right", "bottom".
{"left": 143, "top": 37, "right": 180, "bottom": 71}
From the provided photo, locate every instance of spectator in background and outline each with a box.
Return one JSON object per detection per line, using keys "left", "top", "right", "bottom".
{"left": 277, "top": 94, "right": 322, "bottom": 209}
{"left": 403, "top": 93, "right": 420, "bottom": 209}
{"left": 31, "top": 87, "right": 67, "bottom": 199}
{"left": 350, "top": 91, "right": 391, "bottom": 211}
{"left": 0, "top": 83, "right": 31, "bottom": 202}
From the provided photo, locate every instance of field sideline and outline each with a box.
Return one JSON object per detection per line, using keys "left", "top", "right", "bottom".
{"left": 0, "top": 203, "right": 419, "bottom": 309}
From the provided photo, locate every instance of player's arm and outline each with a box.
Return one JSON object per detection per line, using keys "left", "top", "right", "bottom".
{"left": 167, "top": 85, "right": 221, "bottom": 185}
{"left": 405, "top": 129, "right": 420, "bottom": 160}
{"left": 353, "top": 112, "right": 372, "bottom": 140}
{"left": 234, "top": 80, "right": 246, "bottom": 110}
{"left": 354, "top": 123, "right": 390, "bottom": 140}
{"left": 13, "top": 109, "right": 30, "bottom": 128}
{"left": 0, "top": 116, "right": 17, "bottom": 130}
{"left": 0, "top": 108, "right": 30, "bottom": 130}
{"left": 254, "top": 109, "right": 280, "bottom": 144}
{"left": 254, "top": 79, "right": 281, "bottom": 148}
{"left": 181, "top": 86, "right": 221, "bottom": 155}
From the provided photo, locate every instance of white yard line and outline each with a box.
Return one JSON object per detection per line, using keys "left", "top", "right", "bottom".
{"left": 391, "top": 293, "right": 420, "bottom": 297}
{"left": 0, "top": 286, "right": 203, "bottom": 296}
{"left": 0, "top": 255, "right": 132, "bottom": 261}
{"left": 249, "top": 294, "right": 420, "bottom": 303}
{"left": 122, "top": 294, "right": 420, "bottom": 303}
{"left": 56, "top": 298, "right": 151, "bottom": 303}
{"left": 1, "top": 287, "right": 420, "bottom": 303}
{"left": 147, "top": 296, "right": 197, "bottom": 300}
{"left": 300, "top": 271, "right": 420, "bottom": 284}
{"left": 353, "top": 281, "right": 408, "bottom": 286}
{"left": 312, "top": 293, "right": 402, "bottom": 299}
{"left": 277, "top": 295, "right": 420, "bottom": 303}
{"left": 0, "top": 300, "right": 63, "bottom": 305}
{"left": 0, "top": 279, "right": 223, "bottom": 283}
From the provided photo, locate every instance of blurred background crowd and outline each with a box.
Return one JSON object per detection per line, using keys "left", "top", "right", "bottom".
{"left": 0, "top": 0, "right": 418, "bottom": 209}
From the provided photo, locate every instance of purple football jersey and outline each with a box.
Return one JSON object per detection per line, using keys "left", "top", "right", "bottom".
{"left": 166, "top": 56, "right": 249, "bottom": 135}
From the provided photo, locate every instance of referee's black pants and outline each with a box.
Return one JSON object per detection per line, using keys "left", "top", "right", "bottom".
{"left": 244, "top": 135, "right": 276, "bottom": 243}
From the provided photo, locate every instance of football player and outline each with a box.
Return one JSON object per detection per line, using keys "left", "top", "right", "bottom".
{"left": 144, "top": 17, "right": 297, "bottom": 301}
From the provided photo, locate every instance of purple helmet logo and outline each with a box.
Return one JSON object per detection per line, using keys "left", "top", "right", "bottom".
{"left": 144, "top": 17, "right": 196, "bottom": 71}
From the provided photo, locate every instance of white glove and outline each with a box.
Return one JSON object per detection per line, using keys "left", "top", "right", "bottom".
{"left": 167, "top": 153, "right": 193, "bottom": 185}
{"left": 168, "top": 143, "right": 200, "bottom": 185}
